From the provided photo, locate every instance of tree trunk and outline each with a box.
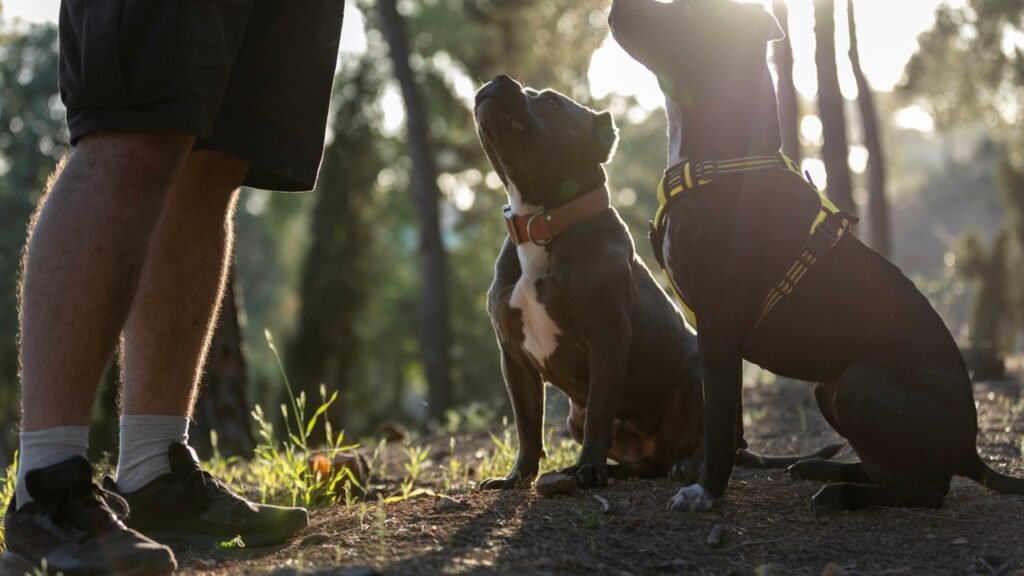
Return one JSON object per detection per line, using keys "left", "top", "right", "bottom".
{"left": 847, "top": 0, "right": 890, "bottom": 256}
{"left": 286, "top": 63, "right": 378, "bottom": 441}
{"left": 379, "top": 0, "right": 452, "bottom": 422}
{"left": 814, "top": 0, "right": 855, "bottom": 216}
{"left": 191, "top": 273, "right": 255, "bottom": 459}
{"left": 772, "top": 0, "right": 801, "bottom": 163}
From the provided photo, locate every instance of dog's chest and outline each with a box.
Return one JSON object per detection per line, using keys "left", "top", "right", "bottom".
{"left": 509, "top": 242, "right": 563, "bottom": 369}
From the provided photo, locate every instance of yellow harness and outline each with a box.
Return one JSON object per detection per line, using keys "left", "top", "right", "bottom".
{"left": 649, "top": 153, "right": 857, "bottom": 337}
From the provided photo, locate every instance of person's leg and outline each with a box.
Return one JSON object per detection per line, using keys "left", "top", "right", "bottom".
{"left": 5, "top": 133, "right": 193, "bottom": 576}
{"left": 16, "top": 133, "right": 194, "bottom": 507}
{"left": 107, "top": 150, "right": 307, "bottom": 549}
{"left": 115, "top": 151, "right": 248, "bottom": 493}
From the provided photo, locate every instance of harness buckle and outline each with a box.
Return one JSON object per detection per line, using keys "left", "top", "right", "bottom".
{"left": 818, "top": 219, "right": 840, "bottom": 244}
{"left": 526, "top": 212, "right": 552, "bottom": 246}
{"left": 696, "top": 160, "right": 717, "bottom": 183}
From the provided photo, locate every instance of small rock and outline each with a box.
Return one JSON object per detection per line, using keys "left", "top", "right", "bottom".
{"left": 191, "top": 558, "right": 218, "bottom": 570}
{"left": 706, "top": 524, "right": 726, "bottom": 548}
{"left": 300, "top": 533, "right": 331, "bottom": 547}
{"left": 434, "top": 495, "right": 469, "bottom": 513}
{"left": 535, "top": 472, "right": 577, "bottom": 497}
{"left": 976, "top": 555, "right": 1007, "bottom": 573}
{"left": 951, "top": 537, "right": 968, "bottom": 545}
{"left": 822, "top": 564, "right": 847, "bottom": 576}
{"left": 755, "top": 564, "right": 782, "bottom": 576}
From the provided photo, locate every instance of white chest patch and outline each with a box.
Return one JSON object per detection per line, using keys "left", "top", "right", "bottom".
{"left": 507, "top": 185, "right": 562, "bottom": 368}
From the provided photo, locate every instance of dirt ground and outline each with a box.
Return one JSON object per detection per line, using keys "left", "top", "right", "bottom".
{"left": 182, "top": 363, "right": 1024, "bottom": 576}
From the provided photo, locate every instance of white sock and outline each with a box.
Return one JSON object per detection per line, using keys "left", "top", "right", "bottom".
{"left": 116, "top": 415, "right": 190, "bottom": 494}
{"left": 16, "top": 426, "right": 90, "bottom": 509}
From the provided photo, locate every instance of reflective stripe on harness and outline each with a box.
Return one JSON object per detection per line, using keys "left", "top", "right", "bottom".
{"left": 648, "top": 152, "right": 857, "bottom": 338}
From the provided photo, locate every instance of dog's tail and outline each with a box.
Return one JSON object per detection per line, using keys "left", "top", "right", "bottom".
{"left": 736, "top": 443, "right": 845, "bottom": 469}
{"left": 962, "top": 452, "right": 1024, "bottom": 495}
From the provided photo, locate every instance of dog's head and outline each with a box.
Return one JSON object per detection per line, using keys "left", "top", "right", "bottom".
{"left": 609, "top": 0, "right": 783, "bottom": 115}
{"left": 474, "top": 75, "right": 619, "bottom": 209}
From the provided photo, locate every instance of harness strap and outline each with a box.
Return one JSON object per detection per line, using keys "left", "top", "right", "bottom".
{"left": 648, "top": 152, "right": 857, "bottom": 339}
{"left": 748, "top": 204, "right": 856, "bottom": 338}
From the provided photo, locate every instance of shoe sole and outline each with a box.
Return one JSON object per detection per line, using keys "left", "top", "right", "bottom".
{"left": 0, "top": 551, "right": 174, "bottom": 576}
{"left": 143, "top": 515, "right": 309, "bottom": 550}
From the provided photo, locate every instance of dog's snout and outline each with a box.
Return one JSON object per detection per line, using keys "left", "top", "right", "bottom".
{"left": 476, "top": 74, "right": 523, "bottom": 108}
{"left": 493, "top": 74, "right": 512, "bottom": 84}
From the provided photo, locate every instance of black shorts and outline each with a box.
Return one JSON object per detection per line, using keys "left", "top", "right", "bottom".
{"left": 58, "top": 0, "right": 345, "bottom": 192}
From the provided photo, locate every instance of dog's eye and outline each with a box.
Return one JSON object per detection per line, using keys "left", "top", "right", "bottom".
{"left": 542, "top": 95, "right": 560, "bottom": 107}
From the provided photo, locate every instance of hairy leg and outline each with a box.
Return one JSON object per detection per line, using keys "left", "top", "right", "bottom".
{"left": 18, "top": 133, "right": 195, "bottom": 431}
{"left": 120, "top": 151, "right": 249, "bottom": 417}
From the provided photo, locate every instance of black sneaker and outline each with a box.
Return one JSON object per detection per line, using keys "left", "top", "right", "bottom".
{"left": 1, "top": 456, "right": 176, "bottom": 576}
{"left": 106, "top": 443, "right": 308, "bottom": 549}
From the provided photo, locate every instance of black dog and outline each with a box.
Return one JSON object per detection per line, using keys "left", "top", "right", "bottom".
{"left": 609, "top": 0, "right": 1024, "bottom": 510}
{"left": 473, "top": 75, "right": 840, "bottom": 489}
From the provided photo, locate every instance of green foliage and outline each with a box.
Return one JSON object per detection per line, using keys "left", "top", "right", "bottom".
{"left": 903, "top": 1, "right": 1024, "bottom": 128}
{"left": 0, "top": 457, "right": 16, "bottom": 550}
{"left": 207, "top": 332, "right": 363, "bottom": 509}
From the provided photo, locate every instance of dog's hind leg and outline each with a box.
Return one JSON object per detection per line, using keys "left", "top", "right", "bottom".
{"left": 737, "top": 443, "right": 845, "bottom": 469}
{"left": 788, "top": 459, "right": 872, "bottom": 483}
{"left": 809, "top": 365, "right": 966, "bottom": 509}
{"left": 811, "top": 482, "right": 946, "bottom": 510}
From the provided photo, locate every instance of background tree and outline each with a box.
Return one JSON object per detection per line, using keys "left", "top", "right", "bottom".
{"left": 847, "top": 0, "right": 889, "bottom": 256}
{"left": 286, "top": 58, "right": 382, "bottom": 438}
{"left": 813, "top": 0, "right": 855, "bottom": 215}
{"left": 378, "top": 0, "right": 452, "bottom": 422}
{"left": 772, "top": 0, "right": 801, "bottom": 163}
{"left": 904, "top": 0, "right": 1024, "bottom": 349}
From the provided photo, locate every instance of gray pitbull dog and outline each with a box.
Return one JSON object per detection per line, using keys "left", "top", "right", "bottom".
{"left": 609, "top": 0, "right": 1024, "bottom": 510}
{"left": 473, "top": 74, "right": 840, "bottom": 490}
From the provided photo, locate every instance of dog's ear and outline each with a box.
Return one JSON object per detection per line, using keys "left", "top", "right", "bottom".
{"left": 592, "top": 111, "right": 620, "bottom": 164}
{"left": 739, "top": 2, "right": 785, "bottom": 42}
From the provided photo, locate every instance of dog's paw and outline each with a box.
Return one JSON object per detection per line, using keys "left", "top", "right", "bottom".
{"left": 810, "top": 484, "right": 845, "bottom": 510}
{"left": 667, "top": 484, "right": 717, "bottom": 512}
{"left": 561, "top": 464, "right": 608, "bottom": 489}
{"left": 479, "top": 471, "right": 531, "bottom": 490}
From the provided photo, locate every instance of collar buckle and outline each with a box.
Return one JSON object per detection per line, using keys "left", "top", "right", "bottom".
{"left": 526, "top": 212, "right": 552, "bottom": 246}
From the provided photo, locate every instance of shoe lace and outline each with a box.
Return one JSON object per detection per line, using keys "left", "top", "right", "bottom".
{"left": 41, "top": 483, "right": 128, "bottom": 539}
{"left": 183, "top": 468, "right": 247, "bottom": 504}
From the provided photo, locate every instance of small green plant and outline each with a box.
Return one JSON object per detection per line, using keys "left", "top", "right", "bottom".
{"left": 476, "top": 425, "right": 517, "bottom": 482}
{"left": 442, "top": 437, "right": 469, "bottom": 492}
{"left": 240, "top": 331, "right": 362, "bottom": 508}
{"left": 0, "top": 456, "right": 16, "bottom": 552}
{"left": 371, "top": 496, "right": 389, "bottom": 554}
{"left": 577, "top": 507, "right": 602, "bottom": 530}
{"left": 475, "top": 421, "right": 581, "bottom": 484}
{"left": 400, "top": 445, "right": 431, "bottom": 498}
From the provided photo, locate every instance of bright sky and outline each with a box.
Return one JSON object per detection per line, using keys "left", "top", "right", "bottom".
{"left": 4, "top": 0, "right": 949, "bottom": 126}
{"left": 589, "top": 0, "right": 955, "bottom": 108}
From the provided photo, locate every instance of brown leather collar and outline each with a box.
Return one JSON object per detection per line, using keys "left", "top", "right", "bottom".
{"left": 502, "top": 187, "right": 610, "bottom": 246}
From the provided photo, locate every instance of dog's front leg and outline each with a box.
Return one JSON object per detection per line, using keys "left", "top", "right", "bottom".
{"left": 480, "top": 347, "right": 545, "bottom": 490}
{"left": 670, "top": 330, "right": 742, "bottom": 511}
{"left": 564, "top": 312, "right": 632, "bottom": 489}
